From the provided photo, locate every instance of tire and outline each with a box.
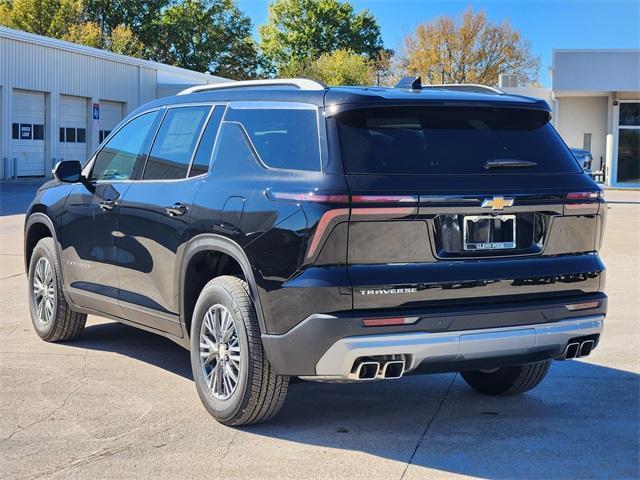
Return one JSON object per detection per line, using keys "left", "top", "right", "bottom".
{"left": 28, "top": 237, "right": 87, "bottom": 342}
{"left": 461, "top": 360, "right": 551, "bottom": 396}
{"left": 190, "top": 275, "right": 289, "bottom": 426}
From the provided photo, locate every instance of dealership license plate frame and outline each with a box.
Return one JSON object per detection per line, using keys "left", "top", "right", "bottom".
{"left": 463, "top": 214, "right": 516, "bottom": 251}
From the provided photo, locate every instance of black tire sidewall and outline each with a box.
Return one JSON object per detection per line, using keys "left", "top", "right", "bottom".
{"left": 190, "top": 280, "right": 252, "bottom": 423}
{"left": 28, "top": 239, "right": 59, "bottom": 339}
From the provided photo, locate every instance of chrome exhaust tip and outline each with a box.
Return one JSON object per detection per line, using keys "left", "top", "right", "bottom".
{"left": 379, "top": 360, "right": 405, "bottom": 379}
{"left": 564, "top": 342, "right": 580, "bottom": 359}
{"left": 350, "top": 361, "right": 380, "bottom": 380}
{"left": 579, "top": 339, "right": 595, "bottom": 357}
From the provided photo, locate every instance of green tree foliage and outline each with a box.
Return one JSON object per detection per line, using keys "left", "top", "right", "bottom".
{"left": 153, "top": 0, "right": 262, "bottom": 79}
{"left": 62, "top": 21, "right": 102, "bottom": 48}
{"left": 283, "top": 49, "right": 374, "bottom": 86}
{"left": 85, "top": 0, "right": 168, "bottom": 52}
{"left": 259, "top": 0, "right": 383, "bottom": 74}
{"left": 107, "top": 24, "right": 145, "bottom": 57}
{"left": 0, "top": 0, "right": 83, "bottom": 37}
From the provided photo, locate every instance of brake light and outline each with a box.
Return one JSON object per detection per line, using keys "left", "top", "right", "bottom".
{"left": 351, "top": 195, "right": 419, "bottom": 203}
{"left": 566, "top": 191, "right": 600, "bottom": 200}
{"left": 266, "top": 191, "right": 349, "bottom": 203}
{"left": 362, "top": 316, "right": 420, "bottom": 327}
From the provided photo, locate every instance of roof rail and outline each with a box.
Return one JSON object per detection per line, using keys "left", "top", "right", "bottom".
{"left": 177, "top": 78, "right": 327, "bottom": 95}
{"left": 423, "top": 84, "right": 504, "bottom": 95}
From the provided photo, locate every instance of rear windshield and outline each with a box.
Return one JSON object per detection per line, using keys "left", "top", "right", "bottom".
{"left": 336, "top": 106, "right": 581, "bottom": 175}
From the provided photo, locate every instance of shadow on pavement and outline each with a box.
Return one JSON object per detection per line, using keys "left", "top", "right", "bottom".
{"left": 67, "top": 320, "right": 640, "bottom": 479}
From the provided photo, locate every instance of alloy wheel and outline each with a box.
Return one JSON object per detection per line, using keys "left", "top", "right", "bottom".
{"left": 199, "top": 304, "right": 242, "bottom": 400}
{"left": 32, "top": 257, "right": 55, "bottom": 326}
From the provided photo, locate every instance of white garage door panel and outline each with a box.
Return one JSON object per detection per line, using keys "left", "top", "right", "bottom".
{"left": 60, "top": 95, "right": 88, "bottom": 163}
{"left": 99, "top": 100, "right": 124, "bottom": 143}
{"left": 12, "top": 90, "right": 45, "bottom": 177}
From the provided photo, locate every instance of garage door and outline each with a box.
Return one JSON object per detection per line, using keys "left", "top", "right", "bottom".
{"left": 99, "top": 100, "right": 124, "bottom": 144}
{"left": 59, "top": 95, "right": 88, "bottom": 164}
{"left": 12, "top": 90, "right": 45, "bottom": 177}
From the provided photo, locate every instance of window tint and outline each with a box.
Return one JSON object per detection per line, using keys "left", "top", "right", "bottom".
{"left": 189, "top": 106, "right": 224, "bottom": 177}
{"left": 337, "top": 106, "right": 582, "bottom": 175}
{"left": 91, "top": 110, "right": 160, "bottom": 181}
{"left": 143, "top": 106, "right": 211, "bottom": 180}
{"left": 227, "top": 107, "right": 321, "bottom": 171}
{"left": 210, "top": 122, "right": 259, "bottom": 176}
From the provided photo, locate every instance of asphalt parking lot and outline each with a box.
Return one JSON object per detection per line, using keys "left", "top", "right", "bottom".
{"left": 1, "top": 182, "right": 638, "bottom": 480}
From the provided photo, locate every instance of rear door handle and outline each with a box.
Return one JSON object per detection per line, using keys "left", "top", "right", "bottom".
{"left": 99, "top": 200, "right": 116, "bottom": 211}
{"left": 165, "top": 203, "right": 188, "bottom": 216}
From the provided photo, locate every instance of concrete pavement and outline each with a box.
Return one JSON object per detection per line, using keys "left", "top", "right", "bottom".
{"left": 0, "top": 185, "right": 638, "bottom": 479}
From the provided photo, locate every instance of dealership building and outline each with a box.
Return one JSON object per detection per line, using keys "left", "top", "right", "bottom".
{"left": 0, "top": 27, "right": 226, "bottom": 179}
{"left": 1, "top": 27, "right": 639, "bottom": 187}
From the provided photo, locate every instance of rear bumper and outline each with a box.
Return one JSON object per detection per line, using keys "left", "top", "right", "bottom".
{"left": 313, "top": 315, "right": 603, "bottom": 379}
{"left": 261, "top": 295, "right": 606, "bottom": 376}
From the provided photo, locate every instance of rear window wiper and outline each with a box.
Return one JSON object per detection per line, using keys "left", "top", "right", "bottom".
{"left": 482, "top": 159, "right": 538, "bottom": 170}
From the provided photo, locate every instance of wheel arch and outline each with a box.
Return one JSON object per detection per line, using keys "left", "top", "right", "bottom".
{"left": 24, "top": 213, "right": 58, "bottom": 273}
{"left": 179, "top": 234, "right": 266, "bottom": 340}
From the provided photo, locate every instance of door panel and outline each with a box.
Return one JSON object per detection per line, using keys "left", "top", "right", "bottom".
{"left": 115, "top": 179, "right": 203, "bottom": 335}
{"left": 60, "top": 182, "right": 129, "bottom": 317}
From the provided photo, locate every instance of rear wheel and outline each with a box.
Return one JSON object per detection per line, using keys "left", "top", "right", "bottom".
{"left": 190, "top": 275, "right": 289, "bottom": 425}
{"left": 28, "top": 238, "right": 87, "bottom": 342}
{"left": 461, "top": 360, "right": 551, "bottom": 396}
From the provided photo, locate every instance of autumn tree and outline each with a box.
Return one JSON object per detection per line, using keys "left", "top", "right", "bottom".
{"left": 259, "top": 0, "right": 383, "bottom": 75}
{"left": 401, "top": 7, "right": 540, "bottom": 86}
{"left": 0, "top": 0, "right": 83, "bottom": 38}
{"left": 283, "top": 49, "right": 374, "bottom": 86}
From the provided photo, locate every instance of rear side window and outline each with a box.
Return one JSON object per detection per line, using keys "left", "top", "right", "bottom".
{"left": 189, "top": 106, "right": 225, "bottom": 177}
{"left": 226, "top": 106, "right": 321, "bottom": 171}
{"left": 91, "top": 110, "right": 160, "bottom": 181}
{"left": 336, "top": 106, "right": 582, "bottom": 175}
{"left": 143, "top": 106, "right": 211, "bottom": 180}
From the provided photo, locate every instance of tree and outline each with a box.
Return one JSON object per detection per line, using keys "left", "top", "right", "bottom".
{"left": 62, "top": 21, "right": 102, "bottom": 48}
{"left": 153, "top": 0, "right": 262, "bottom": 79}
{"left": 0, "top": 0, "right": 83, "bottom": 38}
{"left": 259, "top": 0, "right": 383, "bottom": 74}
{"left": 401, "top": 7, "right": 540, "bottom": 86}
{"left": 283, "top": 49, "right": 374, "bottom": 86}
{"left": 85, "top": 0, "right": 168, "bottom": 53}
{"left": 107, "top": 24, "right": 144, "bottom": 57}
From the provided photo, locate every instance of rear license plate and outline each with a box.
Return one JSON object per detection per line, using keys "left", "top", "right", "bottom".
{"left": 463, "top": 215, "right": 516, "bottom": 251}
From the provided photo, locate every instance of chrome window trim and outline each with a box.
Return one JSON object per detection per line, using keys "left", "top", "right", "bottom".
{"left": 86, "top": 102, "right": 229, "bottom": 185}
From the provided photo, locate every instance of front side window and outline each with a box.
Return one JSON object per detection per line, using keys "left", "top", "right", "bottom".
{"left": 91, "top": 111, "right": 160, "bottom": 181}
{"left": 143, "top": 106, "right": 211, "bottom": 180}
{"left": 226, "top": 106, "right": 321, "bottom": 171}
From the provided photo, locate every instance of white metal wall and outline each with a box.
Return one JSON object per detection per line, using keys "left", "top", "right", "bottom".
{"left": 11, "top": 90, "right": 45, "bottom": 176}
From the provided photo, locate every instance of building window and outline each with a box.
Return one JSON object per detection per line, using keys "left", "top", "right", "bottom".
{"left": 583, "top": 133, "right": 592, "bottom": 152}
{"left": 33, "top": 124, "right": 44, "bottom": 140}
{"left": 12, "top": 123, "right": 19, "bottom": 139}
{"left": 20, "top": 124, "right": 32, "bottom": 140}
{"left": 76, "top": 128, "right": 86, "bottom": 143}
{"left": 99, "top": 130, "right": 112, "bottom": 143}
{"left": 60, "top": 128, "right": 65, "bottom": 142}
{"left": 65, "top": 127, "right": 76, "bottom": 143}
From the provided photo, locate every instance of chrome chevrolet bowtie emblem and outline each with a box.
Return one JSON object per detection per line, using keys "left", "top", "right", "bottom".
{"left": 481, "top": 196, "right": 514, "bottom": 210}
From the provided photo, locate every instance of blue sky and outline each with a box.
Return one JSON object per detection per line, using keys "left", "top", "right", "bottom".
{"left": 237, "top": 0, "right": 640, "bottom": 86}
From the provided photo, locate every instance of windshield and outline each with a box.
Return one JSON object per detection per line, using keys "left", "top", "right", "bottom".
{"left": 336, "top": 106, "right": 581, "bottom": 175}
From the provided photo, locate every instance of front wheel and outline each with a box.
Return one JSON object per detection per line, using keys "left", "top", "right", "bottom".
{"left": 28, "top": 237, "right": 87, "bottom": 342}
{"left": 461, "top": 360, "right": 551, "bottom": 396}
{"left": 190, "top": 275, "right": 288, "bottom": 426}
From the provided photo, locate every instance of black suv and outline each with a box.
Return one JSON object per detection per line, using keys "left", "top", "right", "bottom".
{"left": 25, "top": 77, "right": 606, "bottom": 426}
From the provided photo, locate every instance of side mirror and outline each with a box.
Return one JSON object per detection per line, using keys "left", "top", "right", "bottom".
{"left": 53, "top": 160, "right": 82, "bottom": 183}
